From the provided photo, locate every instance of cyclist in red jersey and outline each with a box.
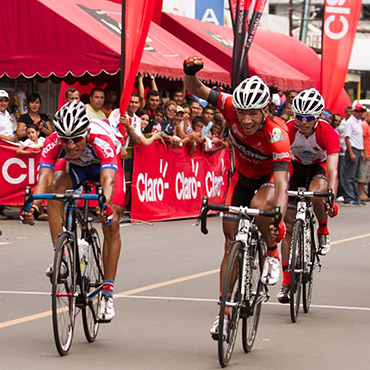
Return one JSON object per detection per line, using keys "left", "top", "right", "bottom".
{"left": 184, "top": 56, "right": 290, "bottom": 338}
{"left": 23, "top": 101, "right": 123, "bottom": 321}
{"left": 277, "top": 88, "right": 339, "bottom": 303}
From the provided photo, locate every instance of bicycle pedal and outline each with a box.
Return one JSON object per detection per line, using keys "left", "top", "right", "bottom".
{"left": 211, "top": 333, "right": 219, "bottom": 341}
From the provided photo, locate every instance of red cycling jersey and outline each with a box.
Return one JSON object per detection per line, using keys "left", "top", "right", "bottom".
{"left": 287, "top": 119, "right": 340, "bottom": 165}
{"left": 39, "top": 120, "right": 118, "bottom": 171}
{"left": 213, "top": 92, "right": 291, "bottom": 179}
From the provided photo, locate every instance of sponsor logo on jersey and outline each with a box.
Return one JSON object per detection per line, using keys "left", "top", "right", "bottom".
{"left": 41, "top": 136, "right": 59, "bottom": 157}
{"left": 272, "top": 152, "right": 290, "bottom": 160}
{"left": 269, "top": 127, "right": 283, "bottom": 143}
{"left": 232, "top": 123, "right": 244, "bottom": 139}
{"left": 93, "top": 137, "right": 115, "bottom": 158}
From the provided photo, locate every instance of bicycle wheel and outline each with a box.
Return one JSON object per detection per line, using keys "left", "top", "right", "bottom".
{"left": 242, "top": 238, "right": 263, "bottom": 353}
{"left": 82, "top": 227, "right": 104, "bottom": 342}
{"left": 289, "top": 220, "right": 304, "bottom": 323}
{"left": 52, "top": 232, "right": 76, "bottom": 356}
{"left": 218, "top": 241, "right": 243, "bottom": 368}
{"left": 303, "top": 222, "right": 315, "bottom": 313}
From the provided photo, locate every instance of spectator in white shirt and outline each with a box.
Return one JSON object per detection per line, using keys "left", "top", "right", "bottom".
{"left": 0, "top": 90, "right": 17, "bottom": 142}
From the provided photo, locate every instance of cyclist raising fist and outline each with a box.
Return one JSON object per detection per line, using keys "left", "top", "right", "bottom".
{"left": 184, "top": 56, "right": 291, "bottom": 338}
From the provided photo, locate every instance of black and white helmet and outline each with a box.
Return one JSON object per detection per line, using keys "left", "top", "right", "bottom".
{"left": 292, "top": 88, "right": 325, "bottom": 116}
{"left": 232, "top": 76, "right": 270, "bottom": 110}
{"left": 53, "top": 101, "right": 90, "bottom": 138}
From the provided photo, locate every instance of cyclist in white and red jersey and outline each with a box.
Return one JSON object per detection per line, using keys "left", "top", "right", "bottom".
{"left": 23, "top": 101, "right": 124, "bottom": 321}
{"left": 184, "top": 56, "right": 290, "bottom": 338}
{"left": 277, "top": 88, "right": 340, "bottom": 304}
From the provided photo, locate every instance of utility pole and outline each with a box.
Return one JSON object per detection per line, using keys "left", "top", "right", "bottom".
{"left": 299, "top": 0, "right": 310, "bottom": 43}
{"left": 288, "top": 0, "right": 293, "bottom": 36}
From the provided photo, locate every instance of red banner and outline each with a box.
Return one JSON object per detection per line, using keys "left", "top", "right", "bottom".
{"left": 321, "top": 0, "right": 361, "bottom": 111}
{"left": 131, "top": 143, "right": 231, "bottom": 222}
{"left": 119, "top": 0, "right": 155, "bottom": 114}
{"left": 0, "top": 141, "right": 41, "bottom": 205}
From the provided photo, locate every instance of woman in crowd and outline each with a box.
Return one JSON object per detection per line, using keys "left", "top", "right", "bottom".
{"left": 16, "top": 93, "right": 53, "bottom": 140}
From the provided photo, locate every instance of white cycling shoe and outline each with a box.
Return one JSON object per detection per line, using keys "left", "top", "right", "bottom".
{"left": 318, "top": 234, "right": 330, "bottom": 255}
{"left": 210, "top": 315, "right": 229, "bottom": 340}
{"left": 98, "top": 295, "right": 115, "bottom": 321}
{"left": 261, "top": 256, "right": 280, "bottom": 285}
{"left": 45, "top": 261, "right": 67, "bottom": 279}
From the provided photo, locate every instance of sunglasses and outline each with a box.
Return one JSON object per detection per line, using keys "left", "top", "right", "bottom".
{"left": 59, "top": 135, "right": 86, "bottom": 144}
{"left": 167, "top": 108, "right": 177, "bottom": 113}
{"left": 295, "top": 114, "right": 317, "bottom": 122}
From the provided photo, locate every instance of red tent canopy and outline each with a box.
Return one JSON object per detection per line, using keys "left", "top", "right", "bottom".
{"left": 161, "top": 13, "right": 314, "bottom": 91}
{"left": 253, "top": 29, "right": 351, "bottom": 114}
{"left": 0, "top": 0, "right": 230, "bottom": 85}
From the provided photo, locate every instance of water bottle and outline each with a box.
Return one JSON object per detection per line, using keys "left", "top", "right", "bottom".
{"left": 78, "top": 239, "right": 89, "bottom": 276}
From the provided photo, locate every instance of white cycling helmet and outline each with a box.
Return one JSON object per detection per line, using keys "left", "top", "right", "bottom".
{"left": 53, "top": 101, "right": 90, "bottom": 138}
{"left": 232, "top": 75, "right": 270, "bottom": 110}
{"left": 292, "top": 88, "right": 325, "bottom": 117}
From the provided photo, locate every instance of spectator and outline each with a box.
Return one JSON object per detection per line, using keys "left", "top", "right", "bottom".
{"left": 204, "top": 116, "right": 229, "bottom": 155}
{"left": 333, "top": 113, "right": 345, "bottom": 201}
{"left": 101, "top": 85, "right": 119, "bottom": 118}
{"left": 202, "top": 105, "right": 216, "bottom": 136}
{"left": 283, "top": 101, "right": 294, "bottom": 120}
{"left": 280, "top": 111, "right": 289, "bottom": 122}
{"left": 152, "top": 108, "right": 164, "bottom": 132}
{"left": 16, "top": 123, "right": 45, "bottom": 155}
{"left": 65, "top": 88, "right": 81, "bottom": 103}
{"left": 137, "top": 74, "right": 158, "bottom": 110}
{"left": 0, "top": 90, "right": 17, "bottom": 143}
{"left": 170, "top": 86, "right": 186, "bottom": 106}
{"left": 188, "top": 116, "right": 206, "bottom": 156}
{"left": 160, "top": 100, "right": 177, "bottom": 136}
{"left": 14, "top": 80, "right": 29, "bottom": 115}
{"left": 181, "top": 104, "right": 192, "bottom": 134}
{"left": 358, "top": 111, "right": 370, "bottom": 201}
{"left": 143, "top": 89, "right": 161, "bottom": 131}
{"left": 277, "top": 89, "right": 298, "bottom": 115}
{"left": 343, "top": 104, "right": 366, "bottom": 205}
{"left": 17, "top": 93, "right": 53, "bottom": 139}
{"left": 137, "top": 109, "right": 150, "bottom": 133}
{"left": 189, "top": 100, "right": 203, "bottom": 119}
{"left": 86, "top": 87, "right": 106, "bottom": 120}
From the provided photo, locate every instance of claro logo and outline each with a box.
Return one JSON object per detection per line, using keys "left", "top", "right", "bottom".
{"left": 205, "top": 159, "right": 226, "bottom": 198}
{"left": 2, "top": 158, "right": 37, "bottom": 184}
{"left": 175, "top": 159, "right": 201, "bottom": 200}
{"left": 136, "top": 159, "right": 169, "bottom": 202}
{"left": 324, "top": 0, "right": 351, "bottom": 40}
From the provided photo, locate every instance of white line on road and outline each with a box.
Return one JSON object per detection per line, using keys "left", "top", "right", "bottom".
{"left": 1, "top": 290, "right": 369, "bottom": 312}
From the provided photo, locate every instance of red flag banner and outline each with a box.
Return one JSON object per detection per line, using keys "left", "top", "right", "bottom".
{"left": 119, "top": 0, "right": 156, "bottom": 115}
{"left": 131, "top": 143, "right": 231, "bottom": 222}
{"left": 0, "top": 141, "right": 41, "bottom": 205}
{"left": 321, "top": 0, "right": 361, "bottom": 110}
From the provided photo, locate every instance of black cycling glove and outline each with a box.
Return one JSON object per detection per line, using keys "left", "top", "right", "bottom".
{"left": 183, "top": 57, "right": 203, "bottom": 75}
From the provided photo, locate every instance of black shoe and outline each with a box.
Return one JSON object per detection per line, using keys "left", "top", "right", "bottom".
{"left": 277, "top": 284, "right": 290, "bottom": 304}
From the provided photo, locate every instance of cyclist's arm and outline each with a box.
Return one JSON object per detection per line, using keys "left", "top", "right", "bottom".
{"left": 272, "top": 170, "right": 289, "bottom": 221}
{"left": 326, "top": 152, "right": 339, "bottom": 197}
{"left": 183, "top": 57, "right": 211, "bottom": 101}
{"left": 99, "top": 168, "right": 116, "bottom": 206}
{"left": 31, "top": 168, "right": 54, "bottom": 208}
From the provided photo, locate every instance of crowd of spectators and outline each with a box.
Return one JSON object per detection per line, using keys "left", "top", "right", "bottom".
{"left": 0, "top": 77, "right": 370, "bottom": 219}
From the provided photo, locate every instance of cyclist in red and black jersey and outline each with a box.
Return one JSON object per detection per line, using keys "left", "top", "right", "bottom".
{"left": 277, "top": 89, "right": 339, "bottom": 304}
{"left": 23, "top": 101, "right": 123, "bottom": 321}
{"left": 184, "top": 56, "right": 290, "bottom": 338}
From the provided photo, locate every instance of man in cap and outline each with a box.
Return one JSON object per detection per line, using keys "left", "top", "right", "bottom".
{"left": 0, "top": 90, "right": 17, "bottom": 142}
{"left": 343, "top": 104, "right": 367, "bottom": 205}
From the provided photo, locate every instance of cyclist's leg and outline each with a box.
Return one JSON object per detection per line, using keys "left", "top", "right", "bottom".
{"left": 251, "top": 184, "right": 281, "bottom": 285}
{"left": 99, "top": 160, "right": 124, "bottom": 320}
{"left": 47, "top": 171, "right": 73, "bottom": 245}
{"left": 309, "top": 173, "right": 330, "bottom": 254}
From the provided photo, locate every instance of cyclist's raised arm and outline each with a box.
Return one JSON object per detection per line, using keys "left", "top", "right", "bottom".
{"left": 183, "top": 56, "right": 212, "bottom": 101}
{"left": 326, "top": 152, "right": 339, "bottom": 197}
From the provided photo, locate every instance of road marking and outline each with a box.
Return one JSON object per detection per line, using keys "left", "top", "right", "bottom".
{"left": 331, "top": 233, "right": 370, "bottom": 245}
{"left": 0, "top": 242, "right": 12, "bottom": 245}
{"left": 1, "top": 231, "right": 370, "bottom": 329}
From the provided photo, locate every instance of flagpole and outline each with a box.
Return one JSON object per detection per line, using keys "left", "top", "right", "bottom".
{"left": 120, "top": 0, "right": 125, "bottom": 95}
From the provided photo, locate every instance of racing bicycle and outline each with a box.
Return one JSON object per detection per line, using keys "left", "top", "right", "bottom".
{"left": 287, "top": 188, "right": 334, "bottom": 323}
{"left": 23, "top": 183, "right": 105, "bottom": 356}
{"left": 198, "top": 196, "right": 281, "bottom": 368}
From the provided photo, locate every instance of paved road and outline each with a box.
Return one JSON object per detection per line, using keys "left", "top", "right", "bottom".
{"left": 0, "top": 204, "right": 369, "bottom": 369}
